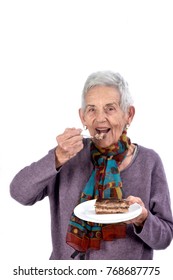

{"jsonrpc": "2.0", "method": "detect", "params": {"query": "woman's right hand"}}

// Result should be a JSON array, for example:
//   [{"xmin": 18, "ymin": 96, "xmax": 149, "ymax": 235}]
[{"xmin": 55, "ymin": 128, "xmax": 84, "ymax": 168}]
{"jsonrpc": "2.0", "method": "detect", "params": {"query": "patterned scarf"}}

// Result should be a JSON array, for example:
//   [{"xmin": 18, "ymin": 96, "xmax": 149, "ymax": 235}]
[{"xmin": 66, "ymin": 130, "xmax": 131, "ymax": 255}]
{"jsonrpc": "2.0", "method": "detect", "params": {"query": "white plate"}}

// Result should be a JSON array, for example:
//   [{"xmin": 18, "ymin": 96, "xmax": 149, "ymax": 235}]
[{"xmin": 74, "ymin": 199, "xmax": 142, "ymax": 224}]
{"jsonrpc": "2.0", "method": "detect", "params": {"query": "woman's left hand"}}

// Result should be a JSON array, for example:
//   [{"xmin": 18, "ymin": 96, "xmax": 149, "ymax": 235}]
[{"xmin": 125, "ymin": 195, "xmax": 148, "ymax": 227}]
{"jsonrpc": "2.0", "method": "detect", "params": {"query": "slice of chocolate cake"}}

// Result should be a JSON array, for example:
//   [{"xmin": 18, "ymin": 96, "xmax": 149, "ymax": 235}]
[{"xmin": 95, "ymin": 198, "xmax": 130, "ymax": 214}]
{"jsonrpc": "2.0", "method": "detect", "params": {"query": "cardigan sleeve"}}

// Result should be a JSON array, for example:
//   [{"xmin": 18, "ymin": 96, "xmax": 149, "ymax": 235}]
[
  {"xmin": 10, "ymin": 149, "xmax": 58, "ymax": 206},
  {"xmin": 134, "ymin": 154, "xmax": 173, "ymax": 250}
]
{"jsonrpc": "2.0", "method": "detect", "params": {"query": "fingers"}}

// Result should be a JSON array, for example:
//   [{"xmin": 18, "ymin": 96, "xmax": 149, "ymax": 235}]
[
  {"xmin": 125, "ymin": 207, "xmax": 148, "ymax": 226},
  {"xmin": 55, "ymin": 128, "xmax": 84, "ymax": 167},
  {"xmin": 57, "ymin": 128, "xmax": 83, "ymax": 155},
  {"xmin": 125, "ymin": 195, "xmax": 148, "ymax": 226},
  {"xmin": 57, "ymin": 129, "xmax": 83, "ymax": 151},
  {"xmin": 126, "ymin": 195, "xmax": 145, "ymax": 207},
  {"xmin": 57, "ymin": 128, "xmax": 82, "ymax": 141}
]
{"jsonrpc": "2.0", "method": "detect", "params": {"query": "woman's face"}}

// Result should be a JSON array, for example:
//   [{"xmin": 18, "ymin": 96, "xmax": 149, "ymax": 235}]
[{"xmin": 79, "ymin": 86, "xmax": 135, "ymax": 147}]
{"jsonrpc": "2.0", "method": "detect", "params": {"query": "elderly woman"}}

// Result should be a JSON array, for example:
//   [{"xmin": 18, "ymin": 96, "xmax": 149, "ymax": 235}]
[{"xmin": 10, "ymin": 71, "xmax": 173, "ymax": 260}]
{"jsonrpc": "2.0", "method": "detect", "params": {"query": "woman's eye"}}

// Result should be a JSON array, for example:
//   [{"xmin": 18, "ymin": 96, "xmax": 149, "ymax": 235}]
[
  {"xmin": 106, "ymin": 107, "xmax": 115, "ymax": 112},
  {"xmin": 88, "ymin": 107, "xmax": 95, "ymax": 113},
  {"xmin": 85, "ymin": 107, "xmax": 95, "ymax": 114}
]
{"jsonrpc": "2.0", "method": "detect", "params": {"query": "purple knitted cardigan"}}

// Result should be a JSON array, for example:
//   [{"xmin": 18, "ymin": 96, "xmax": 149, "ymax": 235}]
[{"xmin": 10, "ymin": 139, "xmax": 173, "ymax": 259}]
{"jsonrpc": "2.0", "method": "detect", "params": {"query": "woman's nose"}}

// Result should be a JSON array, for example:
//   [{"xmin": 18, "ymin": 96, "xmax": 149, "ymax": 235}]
[{"xmin": 95, "ymin": 109, "xmax": 106, "ymax": 123}]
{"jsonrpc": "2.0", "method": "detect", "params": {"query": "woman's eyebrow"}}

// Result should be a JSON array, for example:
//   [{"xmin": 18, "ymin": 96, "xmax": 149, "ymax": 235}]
[
  {"xmin": 85, "ymin": 104, "xmax": 96, "ymax": 108},
  {"xmin": 104, "ymin": 102, "xmax": 119, "ymax": 107},
  {"xmin": 86, "ymin": 103, "xmax": 118, "ymax": 108}
]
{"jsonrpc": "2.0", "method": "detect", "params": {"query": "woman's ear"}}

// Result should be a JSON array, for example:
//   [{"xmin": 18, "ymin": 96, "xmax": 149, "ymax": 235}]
[
  {"xmin": 79, "ymin": 108, "xmax": 86, "ymax": 126},
  {"xmin": 127, "ymin": 106, "xmax": 135, "ymax": 124}
]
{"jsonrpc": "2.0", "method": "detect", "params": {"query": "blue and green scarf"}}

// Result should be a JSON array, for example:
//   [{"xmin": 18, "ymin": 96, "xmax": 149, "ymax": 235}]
[{"xmin": 66, "ymin": 130, "xmax": 131, "ymax": 255}]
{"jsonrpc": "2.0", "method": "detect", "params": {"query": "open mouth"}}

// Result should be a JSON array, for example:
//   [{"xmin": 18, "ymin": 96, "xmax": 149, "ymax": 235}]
[{"xmin": 94, "ymin": 128, "xmax": 111, "ymax": 140}]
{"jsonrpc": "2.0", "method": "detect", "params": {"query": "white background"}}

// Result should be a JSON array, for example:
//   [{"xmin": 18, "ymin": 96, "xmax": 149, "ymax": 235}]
[{"xmin": 0, "ymin": 0, "xmax": 173, "ymax": 277}]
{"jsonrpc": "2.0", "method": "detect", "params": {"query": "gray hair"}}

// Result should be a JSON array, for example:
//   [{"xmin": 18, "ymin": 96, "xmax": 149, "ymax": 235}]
[{"xmin": 81, "ymin": 70, "xmax": 133, "ymax": 112}]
